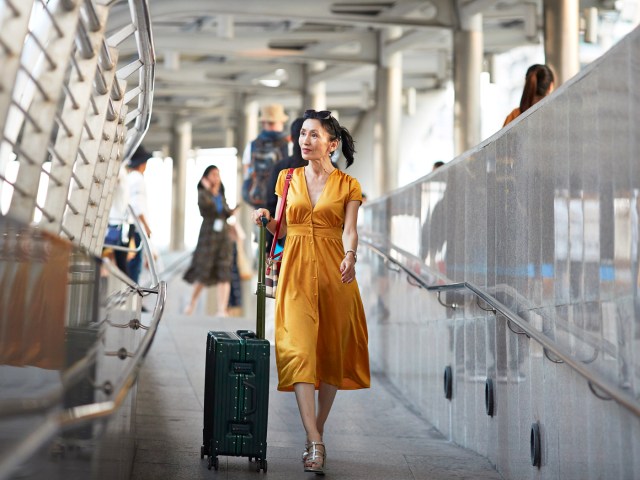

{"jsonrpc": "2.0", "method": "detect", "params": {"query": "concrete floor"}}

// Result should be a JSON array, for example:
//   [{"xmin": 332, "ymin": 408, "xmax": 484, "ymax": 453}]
[{"xmin": 130, "ymin": 303, "xmax": 503, "ymax": 480}]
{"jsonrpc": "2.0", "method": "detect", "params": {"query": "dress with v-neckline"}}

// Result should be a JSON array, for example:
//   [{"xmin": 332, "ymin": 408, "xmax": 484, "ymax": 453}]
[
  {"xmin": 303, "ymin": 167, "xmax": 336, "ymax": 210},
  {"xmin": 272, "ymin": 167, "xmax": 369, "ymax": 392}
]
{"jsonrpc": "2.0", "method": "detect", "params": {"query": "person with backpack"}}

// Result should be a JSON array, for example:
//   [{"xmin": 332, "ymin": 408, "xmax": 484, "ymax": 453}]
[
  {"xmin": 242, "ymin": 104, "xmax": 290, "ymax": 251},
  {"xmin": 242, "ymin": 104, "xmax": 290, "ymax": 208},
  {"xmin": 266, "ymin": 117, "xmax": 306, "ymax": 220}
]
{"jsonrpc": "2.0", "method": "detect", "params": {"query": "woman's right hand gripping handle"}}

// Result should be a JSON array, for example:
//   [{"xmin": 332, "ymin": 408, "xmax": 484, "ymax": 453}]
[{"xmin": 252, "ymin": 208, "xmax": 271, "ymax": 226}]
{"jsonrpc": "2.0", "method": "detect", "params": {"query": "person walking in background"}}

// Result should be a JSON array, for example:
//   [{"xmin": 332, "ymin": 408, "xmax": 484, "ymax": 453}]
[
  {"xmin": 266, "ymin": 117, "xmax": 306, "ymax": 219},
  {"xmin": 265, "ymin": 117, "xmax": 306, "ymax": 251},
  {"xmin": 242, "ymin": 104, "xmax": 290, "ymax": 253},
  {"xmin": 103, "ymin": 164, "xmax": 129, "ymax": 274},
  {"xmin": 503, "ymin": 64, "xmax": 555, "ymax": 126},
  {"xmin": 251, "ymin": 109, "xmax": 370, "ymax": 475},
  {"xmin": 226, "ymin": 221, "xmax": 244, "ymax": 316},
  {"xmin": 126, "ymin": 145, "xmax": 152, "ymax": 284},
  {"xmin": 183, "ymin": 165, "xmax": 235, "ymax": 317},
  {"xmin": 242, "ymin": 103, "xmax": 290, "ymax": 208}
]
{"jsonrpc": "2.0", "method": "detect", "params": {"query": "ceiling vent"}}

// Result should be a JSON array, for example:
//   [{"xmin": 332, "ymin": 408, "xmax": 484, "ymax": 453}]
[
  {"xmin": 330, "ymin": 2, "xmax": 394, "ymax": 16},
  {"xmin": 268, "ymin": 41, "xmax": 316, "ymax": 51}
]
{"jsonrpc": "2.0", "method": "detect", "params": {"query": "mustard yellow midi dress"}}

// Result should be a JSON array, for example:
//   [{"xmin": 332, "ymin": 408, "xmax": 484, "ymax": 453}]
[{"xmin": 274, "ymin": 167, "xmax": 370, "ymax": 392}]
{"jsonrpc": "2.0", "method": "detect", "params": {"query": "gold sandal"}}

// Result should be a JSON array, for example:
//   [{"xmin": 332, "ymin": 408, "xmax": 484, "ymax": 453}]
[{"xmin": 303, "ymin": 441, "xmax": 326, "ymax": 475}]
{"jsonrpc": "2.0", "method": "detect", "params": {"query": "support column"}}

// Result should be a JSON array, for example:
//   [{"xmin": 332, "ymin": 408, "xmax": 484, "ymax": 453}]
[
  {"xmin": 170, "ymin": 119, "xmax": 191, "ymax": 251},
  {"xmin": 375, "ymin": 27, "xmax": 402, "ymax": 196},
  {"xmin": 237, "ymin": 98, "xmax": 259, "ymax": 315},
  {"xmin": 237, "ymin": 98, "xmax": 259, "ymax": 234},
  {"xmin": 543, "ymin": 0, "xmax": 580, "ymax": 85},
  {"xmin": 244, "ymin": 100, "xmax": 260, "ymax": 149},
  {"xmin": 303, "ymin": 61, "xmax": 327, "ymax": 111},
  {"xmin": 453, "ymin": 13, "xmax": 483, "ymax": 156}
]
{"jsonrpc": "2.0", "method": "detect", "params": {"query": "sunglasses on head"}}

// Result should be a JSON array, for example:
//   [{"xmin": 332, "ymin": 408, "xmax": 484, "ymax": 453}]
[{"xmin": 303, "ymin": 109, "xmax": 332, "ymax": 120}]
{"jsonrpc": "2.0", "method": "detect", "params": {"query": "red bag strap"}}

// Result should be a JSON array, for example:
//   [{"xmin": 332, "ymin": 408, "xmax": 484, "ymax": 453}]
[{"xmin": 269, "ymin": 168, "xmax": 294, "ymax": 259}]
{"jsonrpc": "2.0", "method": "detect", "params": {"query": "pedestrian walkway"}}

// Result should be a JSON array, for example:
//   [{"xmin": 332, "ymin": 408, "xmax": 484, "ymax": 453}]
[{"xmin": 130, "ymin": 309, "xmax": 503, "ymax": 480}]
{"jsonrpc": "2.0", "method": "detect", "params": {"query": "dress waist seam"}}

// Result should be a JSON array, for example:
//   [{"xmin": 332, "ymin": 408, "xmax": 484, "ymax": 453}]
[{"xmin": 287, "ymin": 224, "xmax": 342, "ymax": 239}]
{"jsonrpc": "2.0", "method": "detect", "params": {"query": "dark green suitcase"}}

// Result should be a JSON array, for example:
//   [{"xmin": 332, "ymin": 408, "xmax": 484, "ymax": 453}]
[{"xmin": 201, "ymin": 219, "xmax": 270, "ymax": 472}]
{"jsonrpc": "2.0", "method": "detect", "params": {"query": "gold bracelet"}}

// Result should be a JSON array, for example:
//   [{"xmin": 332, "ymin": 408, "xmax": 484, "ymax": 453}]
[{"xmin": 344, "ymin": 249, "xmax": 357, "ymax": 262}]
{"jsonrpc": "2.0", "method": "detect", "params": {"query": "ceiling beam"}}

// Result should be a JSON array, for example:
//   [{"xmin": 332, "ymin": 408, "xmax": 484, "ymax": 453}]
[
  {"xmin": 106, "ymin": 0, "xmax": 452, "ymax": 33},
  {"xmin": 119, "ymin": 31, "xmax": 379, "ymax": 64}
]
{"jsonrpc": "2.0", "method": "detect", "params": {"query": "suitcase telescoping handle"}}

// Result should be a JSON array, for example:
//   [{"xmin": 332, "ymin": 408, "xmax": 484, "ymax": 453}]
[{"xmin": 255, "ymin": 216, "xmax": 268, "ymax": 340}]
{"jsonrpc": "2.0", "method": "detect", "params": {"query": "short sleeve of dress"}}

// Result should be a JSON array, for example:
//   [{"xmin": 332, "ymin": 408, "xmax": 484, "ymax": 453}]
[
  {"xmin": 275, "ymin": 169, "xmax": 287, "ymax": 198},
  {"xmin": 347, "ymin": 176, "xmax": 363, "ymax": 203}
]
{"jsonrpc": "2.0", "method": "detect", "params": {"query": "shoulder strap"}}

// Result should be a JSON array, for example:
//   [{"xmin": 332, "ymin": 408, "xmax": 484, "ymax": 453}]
[{"xmin": 269, "ymin": 168, "xmax": 294, "ymax": 259}]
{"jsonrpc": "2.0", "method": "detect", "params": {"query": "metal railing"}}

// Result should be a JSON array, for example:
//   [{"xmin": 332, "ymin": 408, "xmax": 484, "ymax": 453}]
[
  {"xmin": 0, "ymin": 282, "xmax": 166, "ymax": 480},
  {"xmin": 0, "ymin": 0, "xmax": 155, "ymax": 256},
  {"xmin": 0, "ymin": 3, "xmax": 157, "ymax": 477},
  {"xmin": 0, "ymin": 211, "xmax": 165, "ymax": 480},
  {"xmin": 360, "ymin": 238, "xmax": 640, "ymax": 419}
]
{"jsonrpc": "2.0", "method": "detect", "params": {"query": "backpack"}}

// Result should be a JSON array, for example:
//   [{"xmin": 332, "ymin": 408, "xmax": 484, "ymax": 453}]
[{"xmin": 242, "ymin": 134, "xmax": 289, "ymax": 207}]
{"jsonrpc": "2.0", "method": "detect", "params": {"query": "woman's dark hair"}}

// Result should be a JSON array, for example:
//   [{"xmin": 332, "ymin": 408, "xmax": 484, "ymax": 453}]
[
  {"xmin": 199, "ymin": 165, "xmax": 225, "ymax": 196},
  {"xmin": 519, "ymin": 64, "xmax": 555, "ymax": 114},
  {"xmin": 302, "ymin": 109, "xmax": 356, "ymax": 168},
  {"xmin": 290, "ymin": 117, "xmax": 305, "ymax": 163}
]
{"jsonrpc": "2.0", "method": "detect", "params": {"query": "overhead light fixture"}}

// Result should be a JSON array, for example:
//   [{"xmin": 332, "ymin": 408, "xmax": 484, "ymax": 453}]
[
  {"xmin": 258, "ymin": 79, "xmax": 281, "ymax": 87},
  {"xmin": 256, "ymin": 69, "xmax": 288, "ymax": 88}
]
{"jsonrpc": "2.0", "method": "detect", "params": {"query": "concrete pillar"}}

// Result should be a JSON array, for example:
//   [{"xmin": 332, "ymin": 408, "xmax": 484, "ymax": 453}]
[
  {"xmin": 244, "ymin": 100, "xmax": 260, "ymax": 147},
  {"xmin": 164, "ymin": 50, "xmax": 179, "ymax": 70},
  {"xmin": 237, "ymin": 98, "xmax": 259, "ymax": 316},
  {"xmin": 238, "ymin": 98, "xmax": 259, "ymax": 233},
  {"xmin": 169, "ymin": 119, "xmax": 191, "ymax": 251},
  {"xmin": 374, "ymin": 27, "xmax": 402, "ymax": 196},
  {"xmin": 303, "ymin": 61, "xmax": 327, "ymax": 111},
  {"xmin": 543, "ymin": 0, "xmax": 580, "ymax": 85},
  {"xmin": 453, "ymin": 13, "xmax": 483, "ymax": 156}
]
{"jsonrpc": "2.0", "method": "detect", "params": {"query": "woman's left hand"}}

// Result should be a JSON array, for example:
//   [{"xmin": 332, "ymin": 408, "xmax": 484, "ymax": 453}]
[{"xmin": 340, "ymin": 257, "xmax": 356, "ymax": 283}]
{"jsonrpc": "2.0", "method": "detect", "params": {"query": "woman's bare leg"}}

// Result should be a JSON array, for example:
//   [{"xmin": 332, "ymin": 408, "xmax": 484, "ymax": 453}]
[
  {"xmin": 294, "ymin": 382, "xmax": 331, "ymax": 472},
  {"xmin": 293, "ymin": 382, "xmax": 321, "ymax": 442},
  {"xmin": 185, "ymin": 282, "xmax": 205, "ymax": 315},
  {"xmin": 216, "ymin": 281, "xmax": 230, "ymax": 316},
  {"xmin": 316, "ymin": 382, "xmax": 338, "ymax": 436}
]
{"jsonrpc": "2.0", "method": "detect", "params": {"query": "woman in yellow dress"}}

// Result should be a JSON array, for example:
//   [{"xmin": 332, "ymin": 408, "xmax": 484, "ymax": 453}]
[{"xmin": 252, "ymin": 109, "xmax": 369, "ymax": 474}]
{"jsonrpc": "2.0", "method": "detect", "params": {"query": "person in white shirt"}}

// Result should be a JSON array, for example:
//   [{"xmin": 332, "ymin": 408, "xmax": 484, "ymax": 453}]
[
  {"xmin": 126, "ymin": 145, "xmax": 152, "ymax": 284},
  {"xmin": 103, "ymin": 165, "xmax": 130, "ymax": 273}
]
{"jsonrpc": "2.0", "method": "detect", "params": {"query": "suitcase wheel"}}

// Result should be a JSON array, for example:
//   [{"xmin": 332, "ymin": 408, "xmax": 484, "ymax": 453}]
[
  {"xmin": 207, "ymin": 456, "xmax": 219, "ymax": 470},
  {"xmin": 260, "ymin": 459, "xmax": 268, "ymax": 473}
]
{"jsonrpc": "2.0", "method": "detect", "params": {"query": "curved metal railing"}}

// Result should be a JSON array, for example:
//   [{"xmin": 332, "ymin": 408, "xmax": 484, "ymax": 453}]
[
  {"xmin": 0, "ymin": 0, "xmax": 155, "ymax": 255},
  {"xmin": 106, "ymin": 0, "xmax": 155, "ymax": 161},
  {"xmin": 0, "ymin": 280, "xmax": 166, "ymax": 480},
  {"xmin": 0, "ymin": 3, "xmax": 157, "ymax": 477},
  {"xmin": 0, "ymin": 214, "xmax": 165, "ymax": 480},
  {"xmin": 360, "ymin": 238, "xmax": 640, "ymax": 419}
]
